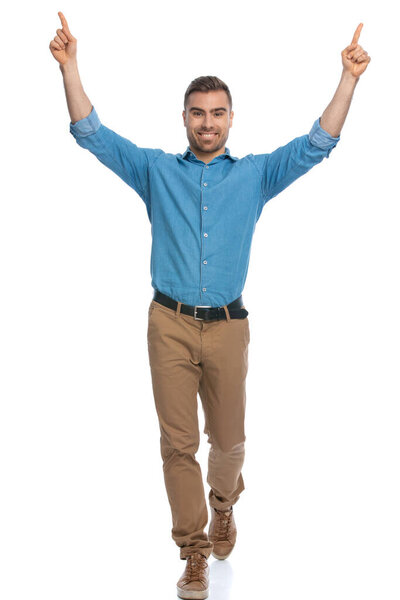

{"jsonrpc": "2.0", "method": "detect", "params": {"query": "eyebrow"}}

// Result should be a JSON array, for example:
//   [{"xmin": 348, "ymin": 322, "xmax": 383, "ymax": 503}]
[{"xmin": 189, "ymin": 107, "xmax": 228, "ymax": 113}]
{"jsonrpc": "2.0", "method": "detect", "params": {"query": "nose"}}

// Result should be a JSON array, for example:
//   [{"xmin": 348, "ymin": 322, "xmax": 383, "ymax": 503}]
[{"xmin": 202, "ymin": 113, "xmax": 214, "ymax": 129}]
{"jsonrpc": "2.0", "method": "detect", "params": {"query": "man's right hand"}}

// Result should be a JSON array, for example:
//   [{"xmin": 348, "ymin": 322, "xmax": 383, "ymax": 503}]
[{"xmin": 49, "ymin": 12, "xmax": 77, "ymax": 66}]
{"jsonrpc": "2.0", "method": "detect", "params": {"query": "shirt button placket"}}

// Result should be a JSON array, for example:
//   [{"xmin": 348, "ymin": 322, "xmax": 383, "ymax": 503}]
[{"xmin": 201, "ymin": 168, "xmax": 209, "ymax": 299}]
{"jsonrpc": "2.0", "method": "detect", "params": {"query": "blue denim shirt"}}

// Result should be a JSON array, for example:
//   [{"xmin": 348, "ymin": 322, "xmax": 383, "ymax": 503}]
[{"xmin": 70, "ymin": 106, "xmax": 340, "ymax": 306}]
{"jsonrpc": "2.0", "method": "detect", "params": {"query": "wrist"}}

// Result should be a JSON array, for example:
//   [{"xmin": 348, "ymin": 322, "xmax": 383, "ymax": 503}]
[
  {"xmin": 60, "ymin": 60, "xmax": 78, "ymax": 75},
  {"xmin": 341, "ymin": 68, "xmax": 360, "ymax": 85}
]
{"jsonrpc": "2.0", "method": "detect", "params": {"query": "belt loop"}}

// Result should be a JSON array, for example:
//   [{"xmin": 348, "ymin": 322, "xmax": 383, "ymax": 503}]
[
  {"xmin": 176, "ymin": 301, "xmax": 182, "ymax": 318},
  {"xmin": 223, "ymin": 305, "xmax": 231, "ymax": 322}
]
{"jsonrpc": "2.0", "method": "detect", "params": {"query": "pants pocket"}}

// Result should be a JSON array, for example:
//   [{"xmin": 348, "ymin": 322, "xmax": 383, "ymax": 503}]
[{"xmin": 148, "ymin": 300, "xmax": 156, "ymax": 320}]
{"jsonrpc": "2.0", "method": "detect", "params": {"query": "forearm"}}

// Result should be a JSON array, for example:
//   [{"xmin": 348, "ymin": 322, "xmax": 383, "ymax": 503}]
[
  {"xmin": 60, "ymin": 60, "xmax": 92, "ymax": 124},
  {"xmin": 320, "ymin": 69, "xmax": 359, "ymax": 138}
]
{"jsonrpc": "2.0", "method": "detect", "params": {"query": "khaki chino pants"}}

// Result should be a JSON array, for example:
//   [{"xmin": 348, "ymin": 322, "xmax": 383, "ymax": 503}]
[{"xmin": 147, "ymin": 297, "xmax": 250, "ymax": 559}]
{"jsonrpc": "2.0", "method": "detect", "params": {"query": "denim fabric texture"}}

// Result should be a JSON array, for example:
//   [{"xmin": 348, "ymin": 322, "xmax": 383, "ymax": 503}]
[{"xmin": 70, "ymin": 106, "xmax": 340, "ymax": 306}]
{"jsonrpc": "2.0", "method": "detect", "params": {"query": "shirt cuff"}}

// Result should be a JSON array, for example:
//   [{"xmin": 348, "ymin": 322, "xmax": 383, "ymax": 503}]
[
  {"xmin": 69, "ymin": 105, "xmax": 101, "ymax": 138},
  {"xmin": 309, "ymin": 117, "xmax": 340, "ymax": 150}
]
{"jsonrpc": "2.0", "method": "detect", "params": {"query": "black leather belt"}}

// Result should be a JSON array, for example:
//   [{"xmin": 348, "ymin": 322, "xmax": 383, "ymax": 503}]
[{"xmin": 152, "ymin": 290, "xmax": 249, "ymax": 321}]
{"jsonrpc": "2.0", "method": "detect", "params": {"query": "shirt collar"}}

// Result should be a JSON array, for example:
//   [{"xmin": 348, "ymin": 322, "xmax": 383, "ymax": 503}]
[{"xmin": 181, "ymin": 146, "xmax": 238, "ymax": 163}]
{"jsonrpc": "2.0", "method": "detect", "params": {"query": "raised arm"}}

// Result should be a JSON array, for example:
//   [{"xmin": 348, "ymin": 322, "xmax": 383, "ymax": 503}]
[
  {"xmin": 320, "ymin": 23, "xmax": 371, "ymax": 137},
  {"xmin": 252, "ymin": 24, "xmax": 371, "ymax": 216},
  {"xmin": 50, "ymin": 12, "xmax": 164, "ymax": 216},
  {"xmin": 49, "ymin": 12, "xmax": 92, "ymax": 123}
]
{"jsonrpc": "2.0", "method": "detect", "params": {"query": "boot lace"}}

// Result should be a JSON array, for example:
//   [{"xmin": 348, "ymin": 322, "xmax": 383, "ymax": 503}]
[
  {"xmin": 185, "ymin": 553, "xmax": 207, "ymax": 581},
  {"xmin": 215, "ymin": 508, "xmax": 233, "ymax": 540}
]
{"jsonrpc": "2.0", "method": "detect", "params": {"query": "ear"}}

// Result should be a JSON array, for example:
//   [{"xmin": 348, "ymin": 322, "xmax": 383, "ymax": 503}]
[
  {"xmin": 229, "ymin": 110, "xmax": 234, "ymax": 128},
  {"xmin": 182, "ymin": 110, "xmax": 186, "ymax": 126}
]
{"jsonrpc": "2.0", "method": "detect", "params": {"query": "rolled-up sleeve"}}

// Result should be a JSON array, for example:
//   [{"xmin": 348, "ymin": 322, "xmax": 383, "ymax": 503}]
[
  {"xmin": 308, "ymin": 117, "xmax": 340, "ymax": 157},
  {"xmin": 70, "ymin": 105, "xmax": 101, "ymax": 137},
  {"xmin": 69, "ymin": 106, "xmax": 164, "ymax": 211}
]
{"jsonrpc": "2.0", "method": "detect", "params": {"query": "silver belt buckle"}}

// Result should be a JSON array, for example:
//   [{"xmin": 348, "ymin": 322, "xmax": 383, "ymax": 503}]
[{"xmin": 194, "ymin": 305, "xmax": 212, "ymax": 320}]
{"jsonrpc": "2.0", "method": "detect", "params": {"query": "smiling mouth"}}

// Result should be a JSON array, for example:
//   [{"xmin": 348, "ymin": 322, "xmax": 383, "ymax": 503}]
[{"xmin": 198, "ymin": 132, "xmax": 218, "ymax": 138}]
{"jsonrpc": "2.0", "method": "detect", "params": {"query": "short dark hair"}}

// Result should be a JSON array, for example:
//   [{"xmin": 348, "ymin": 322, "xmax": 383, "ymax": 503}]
[{"xmin": 184, "ymin": 75, "xmax": 232, "ymax": 111}]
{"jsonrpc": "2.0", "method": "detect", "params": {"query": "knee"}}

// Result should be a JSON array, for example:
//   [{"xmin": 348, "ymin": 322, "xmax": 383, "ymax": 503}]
[
  {"xmin": 160, "ymin": 434, "xmax": 200, "ymax": 461},
  {"xmin": 210, "ymin": 439, "xmax": 245, "ymax": 456}
]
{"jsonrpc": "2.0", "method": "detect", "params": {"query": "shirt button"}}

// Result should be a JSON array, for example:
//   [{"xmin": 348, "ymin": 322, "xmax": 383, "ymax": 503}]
[
  {"xmin": 203, "ymin": 182, "xmax": 208, "ymax": 187},
  {"xmin": 203, "ymin": 260, "xmax": 207, "ymax": 264},
  {"xmin": 205, "ymin": 165, "xmax": 209, "ymax": 169},
  {"xmin": 204, "ymin": 233, "xmax": 208, "ymax": 237},
  {"xmin": 204, "ymin": 206, "xmax": 208, "ymax": 210},
  {"xmin": 203, "ymin": 287, "xmax": 207, "ymax": 292}
]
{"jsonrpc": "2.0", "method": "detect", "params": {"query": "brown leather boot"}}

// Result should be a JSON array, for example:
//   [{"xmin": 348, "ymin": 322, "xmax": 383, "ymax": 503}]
[
  {"xmin": 208, "ymin": 506, "xmax": 237, "ymax": 560},
  {"xmin": 176, "ymin": 552, "xmax": 210, "ymax": 599}
]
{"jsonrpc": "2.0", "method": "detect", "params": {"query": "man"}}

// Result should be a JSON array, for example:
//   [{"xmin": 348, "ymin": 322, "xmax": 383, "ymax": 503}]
[{"xmin": 50, "ymin": 12, "xmax": 370, "ymax": 599}]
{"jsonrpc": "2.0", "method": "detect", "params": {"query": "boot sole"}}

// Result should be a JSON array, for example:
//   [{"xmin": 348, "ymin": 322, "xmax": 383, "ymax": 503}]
[
  {"xmin": 211, "ymin": 548, "xmax": 233, "ymax": 560},
  {"xmin": 176, "ymin": 585, "xmax": 209, "ymax": 599}
]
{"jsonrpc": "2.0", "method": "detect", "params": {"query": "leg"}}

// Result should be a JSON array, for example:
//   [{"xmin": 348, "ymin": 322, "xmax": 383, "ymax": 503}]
[
  {"xmin": 198, "ymin": 313, "xmax": 250, "ymax": 512},
  {"xmin": 147, "ymin": 301, "xmax": 213, "ymax": 559}
]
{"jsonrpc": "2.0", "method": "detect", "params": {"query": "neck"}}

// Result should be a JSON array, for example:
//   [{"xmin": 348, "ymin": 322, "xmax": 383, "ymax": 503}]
[{"xmin": 189, "ymin": 145, "xmax": 226, "ymax": 164}]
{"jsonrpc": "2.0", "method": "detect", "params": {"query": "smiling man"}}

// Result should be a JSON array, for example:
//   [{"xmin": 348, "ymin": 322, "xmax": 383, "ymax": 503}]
[
  {"xmin": 51, "ymin": 12, "xmax": 370, "ymax": 600},
  {"xmin": 183, "ymin": 89, "xmax": 234, "ymax": 163}
]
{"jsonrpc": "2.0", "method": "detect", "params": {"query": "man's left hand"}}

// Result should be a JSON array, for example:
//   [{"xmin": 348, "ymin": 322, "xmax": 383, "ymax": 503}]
[{"xmin": 341, "ymin": 23, "xmax": 371, "ymax": 78}]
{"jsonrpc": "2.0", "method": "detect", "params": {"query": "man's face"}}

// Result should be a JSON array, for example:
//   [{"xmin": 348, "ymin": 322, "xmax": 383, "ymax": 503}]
[{"xmin": 182, "ymin": 90, "xmax": 234, "ymax": 163}]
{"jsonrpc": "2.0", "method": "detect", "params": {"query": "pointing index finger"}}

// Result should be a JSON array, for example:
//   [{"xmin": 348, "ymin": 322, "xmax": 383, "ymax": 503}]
[
  {"xmin": 351, "ymin": 22, "xmax": 363, "ymax": 45},
  {"xmin": 58, "ymin": 11, "xmax": 72, "ymax": 38}
]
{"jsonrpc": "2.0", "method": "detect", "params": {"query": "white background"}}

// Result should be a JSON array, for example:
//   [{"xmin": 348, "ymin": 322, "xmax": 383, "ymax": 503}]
[{"xmin": 1, "ymin": 0, "xmax": 399, "ymax": 599}]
